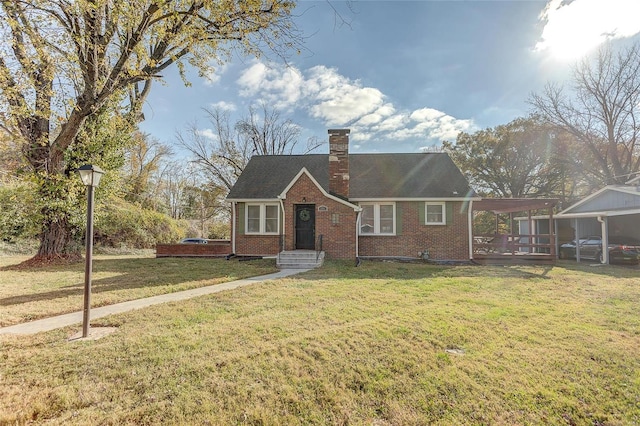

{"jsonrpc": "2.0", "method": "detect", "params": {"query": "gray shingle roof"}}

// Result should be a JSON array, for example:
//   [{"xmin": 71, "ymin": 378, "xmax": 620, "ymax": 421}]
[{"xmin": 226, "ymin": 152, "xmax": 474, "ymax": 200}]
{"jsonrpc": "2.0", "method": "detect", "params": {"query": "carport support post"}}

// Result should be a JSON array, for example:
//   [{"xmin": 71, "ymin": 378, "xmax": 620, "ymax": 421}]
[
  {"xmin": 574, "ymin": 218, "xmax": 581, "ymax": 262},
  {"xmin": 598, "ymin": 215, "xmax": 609, "ymax": 264}
]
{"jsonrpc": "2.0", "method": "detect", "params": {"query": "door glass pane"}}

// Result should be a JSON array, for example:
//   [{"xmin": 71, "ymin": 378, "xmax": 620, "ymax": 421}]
[
  {"xmin": 247, "ymin": 205, "xmax": 261, "ymax": 233},
  {"xmin": 360, "ymin": 205, "xmax": 374, "ymax": 234},
  {"xmin": 379, "ymin": 204, "xmax": 394, "ymax": 233},
  {"xmin": 265, "ymin": 205, "xmax": 278, "ymax": 233}
]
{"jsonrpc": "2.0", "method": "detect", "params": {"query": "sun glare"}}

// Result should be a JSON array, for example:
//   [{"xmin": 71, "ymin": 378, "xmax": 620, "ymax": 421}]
[
  {"xmin": 542, "ymin": 32, "xmax": 601, "ymax": 62},
  {"xmin": 536, "ymin": 0, "xmax": 640, "ymax": 62}
]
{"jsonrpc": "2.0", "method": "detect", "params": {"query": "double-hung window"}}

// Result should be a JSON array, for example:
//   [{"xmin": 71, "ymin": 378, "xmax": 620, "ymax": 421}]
[
  {"xmin": 246, "ymin": 204, "xmax": 279, "ymax": 234},
  {"xmin": 359, "ymin": 203, "xmax": 395, "ymax": 235},
  {"xmin": 425, "ymin": 202, "xmax": 446, "ymax": 225}
]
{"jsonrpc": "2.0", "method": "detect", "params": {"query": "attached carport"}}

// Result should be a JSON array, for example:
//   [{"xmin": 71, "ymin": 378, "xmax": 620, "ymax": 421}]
[
  {"xmin": 555, "ymin": 183, "xmax": 640, "ymax": 264},
  {"xmin": 555, "ymin": 210, "xmax": 640, "ymax": 263}
]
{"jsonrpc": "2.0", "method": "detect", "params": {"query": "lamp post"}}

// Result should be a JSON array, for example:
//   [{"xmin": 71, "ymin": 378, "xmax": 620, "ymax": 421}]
[{"xmin": 77, "ymin": 164, "xmax": 104, "ymax": 338}]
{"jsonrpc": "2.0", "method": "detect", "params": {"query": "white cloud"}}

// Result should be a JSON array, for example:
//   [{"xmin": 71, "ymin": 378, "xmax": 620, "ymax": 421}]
[
  {"xmin": 372, "ymin": 114, "xmax": 409, "ymax": 133},
  {"xmin": 237, "ymin": 60, "xmax": 304, "ymax": 109},
  {"xmin": 386, "ymin": 110, "xmax": 473, "ymax": 142},
  {"xmin": 237, "ymin": 61, "xmax": 268, "ymax": 94},
  {"xmin": 410, "ymin": 108, "xmax": 445, "ymax": 123},
  {"xmin": 235, "ymin": 60, "xmax": 475, "ymax": 149},
  {"xmin": 354, "ymin": 104, "xmax": 396, "ymax": 126},
  {"xmin": 208, "ymin": 101, "xmax": 236, "ymax": 111},
  {"xmin": 536, "ymin": 0, "xmax": 640, "ymax": 60},
  {"xmin": 305, "ymin": 66, "xmax": 384, "ymax": 125},
  {"xmin": 195, "ymin": 128, "xmax": 217, "ymax": 140}
]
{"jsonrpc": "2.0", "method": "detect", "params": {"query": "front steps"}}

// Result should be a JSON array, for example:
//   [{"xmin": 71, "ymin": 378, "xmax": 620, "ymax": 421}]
[{"xmin": 276, "ymin": 250, "xmax": 325, "ymax": 269}]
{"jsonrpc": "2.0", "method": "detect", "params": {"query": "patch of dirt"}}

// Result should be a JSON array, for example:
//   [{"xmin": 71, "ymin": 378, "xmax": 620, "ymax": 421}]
[{"xmin": 0, "ymin": 254, "xmax": 83, "ymax": 270}]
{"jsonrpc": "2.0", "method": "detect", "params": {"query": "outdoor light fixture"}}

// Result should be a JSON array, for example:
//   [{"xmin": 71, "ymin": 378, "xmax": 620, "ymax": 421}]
[
  {"xmin": 76, "ymin": 164, "xmax": 104, "ymax": 338},
  {"xmin": 77, "ymin": 164, "xmax": 104, "ymax": 187}
]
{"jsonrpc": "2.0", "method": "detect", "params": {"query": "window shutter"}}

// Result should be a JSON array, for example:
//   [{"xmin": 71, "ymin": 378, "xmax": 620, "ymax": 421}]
[
  {"xmin": 446, "ymin": 202, "xmax": 453, "ymax": 225},
  {"xmin": 396, "ymin": 203, "xmax": 402, "ymax": 235},
  {"xmin": 419, "ymin": 202, "xmax": 425, "ymax": 225},
  {"xmin": 237, "ymin": 203, "xmax": 245, "ymax": 234}
]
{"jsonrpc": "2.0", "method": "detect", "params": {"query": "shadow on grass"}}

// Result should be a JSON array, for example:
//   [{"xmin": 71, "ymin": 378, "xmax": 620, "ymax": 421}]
[
  {"xmin": 554, "ymin": 259, "xmax": 640, "ymax": 278},
  {"xmin": 0, "ymin": 257, "xmax": 276, "ymax": 307}
]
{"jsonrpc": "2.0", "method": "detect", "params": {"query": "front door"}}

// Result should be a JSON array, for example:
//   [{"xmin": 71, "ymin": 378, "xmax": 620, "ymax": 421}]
[{"xmin": 295, "ymin": 204, "xmax": 315, "ymax": 249}]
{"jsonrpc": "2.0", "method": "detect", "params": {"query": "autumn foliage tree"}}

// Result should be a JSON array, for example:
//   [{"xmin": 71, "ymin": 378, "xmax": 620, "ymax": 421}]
[
  {"xmin": 443, "ymin": 116, "xmax": 579, "ymax": 201},
  {"xmin": 0, "ymin": 0, "xmax": 299, "ymax": 260}
]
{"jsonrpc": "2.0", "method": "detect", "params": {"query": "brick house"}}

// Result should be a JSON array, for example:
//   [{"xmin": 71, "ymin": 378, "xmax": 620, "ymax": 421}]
[{"xmin": 226, "ymin": 129, "xmax": 479, "ymax": 263}]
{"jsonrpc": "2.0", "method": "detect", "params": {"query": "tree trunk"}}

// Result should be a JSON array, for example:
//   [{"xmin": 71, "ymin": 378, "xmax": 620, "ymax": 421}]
[
  {"xmin": 23, "ymin": 119, "xmax": 84, "ymax": 261},
  {"xmin": 36, "ymin": 213, "xmax": 81, "ymax": 260}
]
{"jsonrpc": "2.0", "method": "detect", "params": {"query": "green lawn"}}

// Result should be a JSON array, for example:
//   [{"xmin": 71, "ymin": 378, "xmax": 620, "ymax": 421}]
[
  {"xmin": 0, "ymin": 255, "xmax": 277, "ymax": 327},
  {"xmin": 1, "ymin": 259, "xmax": 639, "ymax": 425}
]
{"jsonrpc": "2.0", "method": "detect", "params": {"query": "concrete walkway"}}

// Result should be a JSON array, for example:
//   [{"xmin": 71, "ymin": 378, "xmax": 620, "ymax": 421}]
[{"xmin": 0, "ymin": 269, "xmax": 309, "ymax": 336}]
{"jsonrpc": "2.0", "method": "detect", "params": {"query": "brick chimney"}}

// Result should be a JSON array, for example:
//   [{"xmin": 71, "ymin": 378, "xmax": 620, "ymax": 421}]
[{"xmin": 328, "ymin": 129, "xmax": 350, "ymax": 199}]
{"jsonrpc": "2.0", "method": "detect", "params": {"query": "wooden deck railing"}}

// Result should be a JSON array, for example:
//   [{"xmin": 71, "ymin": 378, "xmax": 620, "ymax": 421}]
[{"xmin": 473, "ymin": 233, "xmax": 556, "ymax": 257}]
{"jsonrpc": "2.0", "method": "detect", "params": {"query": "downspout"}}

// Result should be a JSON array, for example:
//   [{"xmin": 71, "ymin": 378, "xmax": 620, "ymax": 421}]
[
  {"xmin": 468, "ymin": 200, "xmax": 474, "ymax": 260},
  {"xmin": 597, "ymin": 215, "xmax": 608, "ymax": 264},
  {"xmin": 277, "ymin": 196, "xmax": 285, "ymax": 252},
  {"xmin": 231, "ymin": 201, "xmax": 237, "ymax": 254},
  {"xmin": 355, "ymin": 208, "xmax": 362, "ymax": 261}
]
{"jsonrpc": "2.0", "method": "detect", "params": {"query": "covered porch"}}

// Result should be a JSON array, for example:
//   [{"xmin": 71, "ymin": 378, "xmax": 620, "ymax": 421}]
[{"xmin": 470, "ymin": 198, "xmax": 559, "ymax": 265}]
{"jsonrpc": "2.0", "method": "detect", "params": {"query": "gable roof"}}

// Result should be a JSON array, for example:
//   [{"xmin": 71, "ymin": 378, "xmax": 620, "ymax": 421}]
[
  {"xmin": 557, "ymin": 184, "xmax": 640, "ymax": 217},
  {"xmin": 279, "ymin": 167, "xmax": 361, "ymax": 210},
  {"xmin": 227, "ymin": 152, "xmax": 475, "ymax": 200}
]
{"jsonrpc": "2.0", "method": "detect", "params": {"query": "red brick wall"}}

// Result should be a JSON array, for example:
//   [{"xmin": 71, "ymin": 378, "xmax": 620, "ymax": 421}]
[
  {"xmin": 284, "ymin": 173, "xmax": 358, "ymax": 259},
  {"xmin": 232, "ymin": 180, "xmax": 470, "ymax": 260},
  {"xmin": 156, "ymin": 241, "xmax": 231, "ymax": 257},
  {"xmin": 232, "ymin": 172, "xmax": 358, "ymax": 259},
  {"xmin": 234, "ymin": 234, "xmax": 281, "ymax": 257},
  {"xmin": 358, "ymin": 201, "xmax": 470, "ymax": 260},
  {"xmin": 328, "ymin": 129, "xmax": 350, "ymax": 199}
]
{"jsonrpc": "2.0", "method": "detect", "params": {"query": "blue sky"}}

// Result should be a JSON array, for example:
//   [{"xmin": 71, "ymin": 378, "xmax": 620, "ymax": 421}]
[{"xmin": 139, "ymin": 0, "xmax": 640, "ymax": 154}]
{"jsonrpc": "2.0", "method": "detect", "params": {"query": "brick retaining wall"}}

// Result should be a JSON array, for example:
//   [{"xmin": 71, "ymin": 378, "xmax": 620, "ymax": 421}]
[{"xmin": 156, "ymin": 241, "xmax": 232, "ymax": 258}]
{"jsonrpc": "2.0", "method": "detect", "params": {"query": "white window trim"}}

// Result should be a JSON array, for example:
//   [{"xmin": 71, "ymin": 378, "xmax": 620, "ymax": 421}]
[
  {"xmin": 359, "ymin": 202, "xmax": 396, "ymax": 235},
  {"xmin": 425, "ymin": 202, "xmax": 446, "ymax": 225},
  {"xmin": 245, "ymin": 203, "xmax": 280, "ymax": 235}
]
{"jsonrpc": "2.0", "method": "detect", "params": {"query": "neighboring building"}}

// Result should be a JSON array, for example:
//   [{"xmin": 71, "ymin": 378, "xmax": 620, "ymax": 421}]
[
  {"xmin": 554, "ymin": 180, "xmax": 640, "ymax": 263},
  {"xmin": 516, "ymin": 176, "xmax": 640, "ymax": 264},
  {"xmin": 226, "ymin": 129, "xmax": 478, "ymax": 263}
]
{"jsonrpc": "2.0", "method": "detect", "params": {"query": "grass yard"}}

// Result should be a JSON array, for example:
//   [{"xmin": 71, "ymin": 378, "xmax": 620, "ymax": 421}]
[
  {"xmin": 1, "ymin": 259, "xmax": 639, "ymax": 425},
  {"xmin": 0, "ymin": 255, "xmax": 277, "ymax": 327}
]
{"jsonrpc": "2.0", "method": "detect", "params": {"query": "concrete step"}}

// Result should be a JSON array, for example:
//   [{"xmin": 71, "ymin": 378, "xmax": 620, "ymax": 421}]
[
  {"xmin": 276, "ymin": 263, "xmax": 321, "ymax": 269},
  {"xmin": 277, "ymin": 251, "xmax": 324, "ymax": 269}
]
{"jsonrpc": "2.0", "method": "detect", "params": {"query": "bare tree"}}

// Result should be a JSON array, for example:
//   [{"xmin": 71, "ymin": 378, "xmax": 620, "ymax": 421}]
[
  {"xmin": 121, "ymin": 133, "xmax": 173, "ymax": 207},
  {"xmin": 178, "ymin": 103, "xmax": 323, "ymax": 192},
  {"xmin": 529, "ymin": 43, "xmax": 640, "ymax": 186}
]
